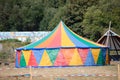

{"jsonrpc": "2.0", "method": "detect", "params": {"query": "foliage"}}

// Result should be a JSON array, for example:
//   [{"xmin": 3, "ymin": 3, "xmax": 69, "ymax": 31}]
[
  {"xmin": 0, "ymin": 0, "xmax": 120, "ymax": 41},
  {"xmin": 82, "ymin": 0, "xmax": 120, "ymax": 41}
]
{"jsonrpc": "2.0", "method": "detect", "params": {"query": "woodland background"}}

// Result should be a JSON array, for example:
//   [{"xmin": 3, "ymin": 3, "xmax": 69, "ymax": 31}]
[{"xmin": 0, "ymin": 0, "xmax": 120, "ymax": 41}]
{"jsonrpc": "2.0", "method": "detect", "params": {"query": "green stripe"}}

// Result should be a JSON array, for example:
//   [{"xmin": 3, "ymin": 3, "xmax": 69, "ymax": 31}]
[{"xmin": 63, "ymin": 22, "xmax": 99, "ymax": 47}]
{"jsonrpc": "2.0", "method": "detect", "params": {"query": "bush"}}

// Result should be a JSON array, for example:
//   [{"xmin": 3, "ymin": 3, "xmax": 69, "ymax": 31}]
[{"xmin": 0, "ymin": 39, "xmax": 30, "ymax": 63}]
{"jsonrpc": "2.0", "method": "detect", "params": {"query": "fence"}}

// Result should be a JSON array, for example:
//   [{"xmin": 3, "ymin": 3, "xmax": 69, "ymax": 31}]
[{"xmin": 0, "ymin": 32, "xmax": 50, "ymax": 42}]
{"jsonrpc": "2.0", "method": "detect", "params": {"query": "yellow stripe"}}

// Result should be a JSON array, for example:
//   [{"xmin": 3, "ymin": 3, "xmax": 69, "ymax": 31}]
[
  {"xmin": 22, "ymin": 50, "xmax": 31, "ymax": 65},
  {"xmin": 39, "ymin": 50, "xmax": 52, "ymax": 66},
  {"xmin": 91, "ymin": 49, "xmax": 100, "ymax": 64},
  {"xmin": 61, "ymin": 23, "xmax": 74, "ymax": 47},
  {"xmin": 69, "ymin": 49, "xmax": 83, "ymax": 65}
]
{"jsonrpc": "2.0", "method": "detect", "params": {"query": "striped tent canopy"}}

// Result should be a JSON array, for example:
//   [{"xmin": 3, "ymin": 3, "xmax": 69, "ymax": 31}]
[{"xmin": 16, "ymin": 21, "xmax": 109, "ymax": 68}]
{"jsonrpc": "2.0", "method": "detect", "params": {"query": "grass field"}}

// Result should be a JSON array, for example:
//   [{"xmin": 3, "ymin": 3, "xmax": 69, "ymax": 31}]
[{"xmin": 0, "ymin": 61, "xmax": 119, "ymax": 80}]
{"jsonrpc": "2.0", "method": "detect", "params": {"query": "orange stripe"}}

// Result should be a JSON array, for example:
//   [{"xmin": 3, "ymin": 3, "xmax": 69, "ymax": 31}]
[
  {"xmin": 47, "ymin": 24, "xmax": 61, "ymax": 48},
  {"xmin": 35, "ymin": 24, "xmax": 61, "ymax": 48}
]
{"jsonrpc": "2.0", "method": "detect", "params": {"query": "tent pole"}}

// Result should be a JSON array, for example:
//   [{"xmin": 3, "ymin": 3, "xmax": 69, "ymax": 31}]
[
  {"xmin": 110, "ymin": 32, "xmax": 119, "ymax": 60},
  {"xmin": 109, "ymin": 21, "xmax": 111, "ymax": 30},
  {"xmin": 97, "ymin": 21, "xmax": 111, "ymax": 43},
  {"xmin": 105, "ymin": 21, "xmax": 111, "ymax": 62},
  {"xmin": 105, "ymin": 21, "xmax": 111, "ymax": 46},
  {"xmin": 97, "ymin": 34, "xmax": 105, "ymax": 43}
]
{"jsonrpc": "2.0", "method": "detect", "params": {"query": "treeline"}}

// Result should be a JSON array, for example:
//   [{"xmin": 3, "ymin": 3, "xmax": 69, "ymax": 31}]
[{"xmin": 0, "ymin": 0, "xmax": 120, "ymax": 41}]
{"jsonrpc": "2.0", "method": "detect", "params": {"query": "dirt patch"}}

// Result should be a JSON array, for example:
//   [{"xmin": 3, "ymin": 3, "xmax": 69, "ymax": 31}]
[{"xmin": 0, "ymin": 61, "xmax": 119, "ymax": 80}]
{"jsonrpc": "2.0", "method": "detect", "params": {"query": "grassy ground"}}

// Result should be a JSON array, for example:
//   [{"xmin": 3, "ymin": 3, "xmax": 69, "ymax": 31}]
[{"xmin": 0, "ymin": 61, "xmax": 119, "ymax": 80}]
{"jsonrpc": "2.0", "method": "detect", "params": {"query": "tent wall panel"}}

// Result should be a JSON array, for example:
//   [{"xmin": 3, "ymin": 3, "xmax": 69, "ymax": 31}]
[
  {"xmin": 16, "ymin": 48, "xmax": 108, "ymax": 67},
  {"xmin": 32, "ymin": 50, "xmax": 44, "ymax": 64},
  {"xmin": 28, "ymin": 51, "xmax": 37, "ymax": 66},
  {"xmin": 20, "ymin": 51, "xmax": 26, "ymax": 67},
  {"xmin": 97, "ymin": 49, "xmax": 104, "ymax": 65},
  {"xmin": 22, "ymin": 50, "xmax": 31, "ymax": 65},
  {"xmin": 61, "ymin": 48, "xmax": 74, "ymax": 64},
  {"xmin": 39, "ymin": 50, "xmax": 52, "ymax": 66},
  {"xmin": 91, "ymin": 49, "xmax": 100, "ymax": 64},
  {"xmin": 54, "ymin": 49, "xmax": 68, "ymax": 66},
  {"xmin": 46, "ymin": 49, "xmax": 59, "ymax": 64},
  {"xmin": 69, "ymin": 49, "xmax": 83, "ymax": 66},
  {"xmin": 84, "ymin": 49, "xmax": 95, "ymax": 66},
  {"xmin": 78, "ymin": 49, "xmax": 89, "ymax": 64}
]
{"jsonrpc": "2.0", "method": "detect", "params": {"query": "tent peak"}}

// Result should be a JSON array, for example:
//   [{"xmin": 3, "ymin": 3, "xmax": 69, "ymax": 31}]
[
  {"xmin": 59, "ymin": 20, "xmax": 64, "ymax": 24},
  {"xmin": 105, "ymin": 30, "xmax": 119, "ymax": 36}
]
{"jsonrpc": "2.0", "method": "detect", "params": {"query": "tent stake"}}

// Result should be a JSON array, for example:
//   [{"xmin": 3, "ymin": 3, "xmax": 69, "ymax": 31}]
[
  {"xmin": 118, "ymin": 64, "xmax": 120, "ymax": 80},
  {"xmin": 30, "ymin": 66, "xmax": 32, "ymax": 80}
]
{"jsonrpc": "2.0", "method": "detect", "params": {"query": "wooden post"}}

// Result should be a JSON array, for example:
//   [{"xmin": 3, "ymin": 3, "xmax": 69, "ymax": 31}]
[
  {"xmin": 30, "ymin": 66, "xmax": 32, "ymax": 80},
  {"xmin": 105, "ymin": 21, "xmax": 111, "ymax": 63},
  {"xmin": 118, "ymin": 64, "xmax": 120, "ymax": 80},
  {"xmin": 105, "ymin": 21, "xmax": 111, "ymax": 46}
]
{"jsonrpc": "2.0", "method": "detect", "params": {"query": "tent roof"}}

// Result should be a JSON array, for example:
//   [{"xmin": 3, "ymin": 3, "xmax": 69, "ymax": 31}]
[
  {"xmin": 17, "ymin": 21, "xmax": 106, "ymax": 50},
  {"xmin": 97, "ymin": 30, "xmax": 120, "ymax": 50}
]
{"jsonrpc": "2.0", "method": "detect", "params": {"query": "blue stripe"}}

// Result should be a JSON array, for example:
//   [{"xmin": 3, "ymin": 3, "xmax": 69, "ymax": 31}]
[
  {"xmin": 15, "ymin": 64, "xmax": 104, "ymax": 68},
  {"xmin": 16, "ymin": 47, "xmax": 108, "ymax": 50},
  {"xmin": 63, "ymin": 23, "xmax": 88, "ymax": 47}
]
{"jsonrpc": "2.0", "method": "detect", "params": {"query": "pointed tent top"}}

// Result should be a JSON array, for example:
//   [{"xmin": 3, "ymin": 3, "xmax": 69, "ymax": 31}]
[
  {"xmin": 60, "ymin": 20, "xmax": 64, "ymax": 23},
  {"xmin": 17, "ymin": 21, "xmax": 107, "ymax": 50},
  {"xmin": 97, "ymin": 21, "xmax": 120, "ymax": 43},
  {"xmin": 105, "ymin": 30, "xmax": 119, "ymax": 36},
  {"xmin": 97, "ymin": 30, "xmax": 120, "ymax": 43}
]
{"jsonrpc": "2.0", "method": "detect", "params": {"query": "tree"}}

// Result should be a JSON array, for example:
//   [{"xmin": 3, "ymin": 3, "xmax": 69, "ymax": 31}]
[
  {"xmin": 48, "ymin": 0, "xmax": 99, "ymax": 36},
  {"xmin": 0, "ymin": 0, "xmax": 44, "ymax": 31},
  {"xmin": 82, "ymin": 0, "xmax": 120, "ymax": 41},
  {"xmin": 39, "ymin": 8, "xmax": 57, "ymax": 31}
]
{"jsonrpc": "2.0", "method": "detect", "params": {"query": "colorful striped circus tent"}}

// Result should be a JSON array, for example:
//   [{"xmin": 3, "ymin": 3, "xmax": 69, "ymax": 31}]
[{"xmin": 16, "ymin": 21, "xmax": 109, "ymax": 68}]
